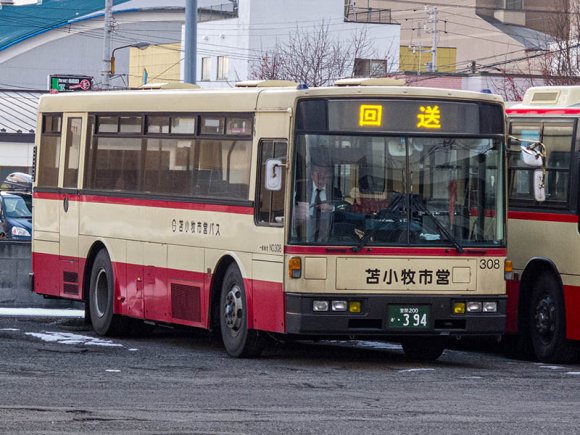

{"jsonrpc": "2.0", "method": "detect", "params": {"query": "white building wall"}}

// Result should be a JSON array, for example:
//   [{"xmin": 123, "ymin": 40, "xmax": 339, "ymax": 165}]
[
  {"xmin": 0, "ymin": 13, "xmax": 184, "ymax": 90},
  {"xmin": 192, "ymin": 0, "xmax": 400, "ymax": 88},
  {"xmin": 0, "ymin": 142, "xmax": 34, "ymax": 168}
]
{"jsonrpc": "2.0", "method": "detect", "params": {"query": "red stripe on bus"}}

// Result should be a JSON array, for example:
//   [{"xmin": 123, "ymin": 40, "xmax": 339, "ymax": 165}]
[
  {"xmin": 506, "ymin": 108, "xmax": 580, "ymax": 115},
  {"xmin": 564, "ymin": 285, "xmax": 580, "ymax": 341},
  {"xmin": 34, "ymin": 192, "xmax": 253, "ymax": 215},
  {"xmin": 508, "ymin": 210, "xmax": 578, "ymax": 223},
  {"xmin": 32, "ymin": 251, "xmax": 284, "ymax": 333},
  {"xmin": 33, "ymin": 192, "xmax": 61, "ymax": 201},
  {"xmin": 284, "ymin": 246, "xmax": 506, "ymax": 257}
]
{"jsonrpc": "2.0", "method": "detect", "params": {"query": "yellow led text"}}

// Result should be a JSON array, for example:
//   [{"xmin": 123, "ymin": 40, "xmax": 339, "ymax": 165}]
[
  {"xmin": 417, "ymin": 105, "xmax": 441, "ymax": 129},
  {"xmin": 359, "ymin": 105, "xmax": 383, "ymax": 127}
]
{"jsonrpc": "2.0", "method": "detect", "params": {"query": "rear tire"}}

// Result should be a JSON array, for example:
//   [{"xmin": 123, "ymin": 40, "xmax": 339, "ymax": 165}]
[
  {"xmin": 219, "ymin": 264, "xmax": 265, "ymax": 358},
  {"xmin": 401, "ymin": 337, "xmax": 447, "ymax": 361},
  {"xmin": 529, "ymin": 274, "xmax": 579, "ymax": 363},
  {"xmin": 88, "ymin": 250, "xmax": 125, "ymax": 336}
]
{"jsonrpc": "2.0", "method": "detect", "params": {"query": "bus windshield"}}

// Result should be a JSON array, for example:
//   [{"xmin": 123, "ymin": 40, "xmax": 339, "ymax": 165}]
[{"xmin": 290, "ymin": 134, "xmax": 504, "ymax": 248}]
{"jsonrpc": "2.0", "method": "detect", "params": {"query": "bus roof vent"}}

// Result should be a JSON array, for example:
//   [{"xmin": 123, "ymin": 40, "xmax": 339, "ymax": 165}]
[
  {"xmin": 138, "ymin": 82, "xmax": 201, "ymax": 90},
  {"xmin": 334, "ymin": 78, "xmax": 406, "ymax": 87},
  {"xmin": 235, "ymin": 80, "xmax": 298, "ymax": 88},
  {"xmin": 530, "ymin": 90, "xmax": 560, "ymax": 105}
]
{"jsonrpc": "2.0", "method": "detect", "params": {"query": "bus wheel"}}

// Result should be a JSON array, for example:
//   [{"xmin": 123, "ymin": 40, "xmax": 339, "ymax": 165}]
[
  {"xmin": 89, "ymin": 250, "xmax": 124, "ymax": 336},
  {"xmin": 219, "ymin": 264, "xmax": 265, "ymax": 358},
  {"xmin": 529, "ymin": 274, "xmax": 579, "ymax": 363},
  {"xmin": 401, "ymin": 337, "xmax": 447, "ymax": 361}
]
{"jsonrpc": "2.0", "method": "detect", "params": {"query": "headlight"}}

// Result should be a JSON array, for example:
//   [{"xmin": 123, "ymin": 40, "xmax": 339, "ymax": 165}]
[
  {"xmin": 313, "ymin": 301, "xmax": 329, "ymax": 312},
  {"xmin": 483, "ymin": 302, "xmax": 498, "ymax": 313},
  {"xmin": 466, "ymin": 302, "xmax": 482, "ymax": 312},
  {"xmin": 11, "ymin": 227, "xmax": 30, "ymax": 237}
]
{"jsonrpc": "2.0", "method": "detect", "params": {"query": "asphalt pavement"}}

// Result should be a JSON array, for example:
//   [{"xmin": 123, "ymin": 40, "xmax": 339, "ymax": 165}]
[{"xmin": 0, "ymin": 311, "xmax": 579, "ymax": 434}]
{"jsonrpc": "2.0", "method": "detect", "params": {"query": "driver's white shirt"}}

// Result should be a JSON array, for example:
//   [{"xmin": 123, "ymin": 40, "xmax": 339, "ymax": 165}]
[{"xmin": 310, "ymin": 184, "xmax": 327, "ymax": 216}]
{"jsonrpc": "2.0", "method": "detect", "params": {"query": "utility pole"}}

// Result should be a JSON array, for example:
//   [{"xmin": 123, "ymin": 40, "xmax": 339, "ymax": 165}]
[
  {"xmin": 426, "ymin": 6, "xmax": 439, "ymax": 73},
  {"xmin": 184, "ymin": 0, "xmax": 197, "ymax": 84},
  {"xmin": 101, "ymin": 0, "xmax": 114, "ymax": 89}
]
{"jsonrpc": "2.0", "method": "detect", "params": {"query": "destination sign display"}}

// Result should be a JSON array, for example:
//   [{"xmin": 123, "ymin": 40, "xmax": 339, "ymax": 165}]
[
  {"xmin": 328, "ymin": 99, "xmax": 481, "ymax": 134},
  {"xmin": 295, "ymin": 98, "xmax": 504, "ymax": 135}
]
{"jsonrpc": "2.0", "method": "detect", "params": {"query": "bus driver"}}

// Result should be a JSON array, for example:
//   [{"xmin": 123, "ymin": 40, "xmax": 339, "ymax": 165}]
[{"xmin": 294, "ymin": 164, "xmax": 341, "ymax": 242}]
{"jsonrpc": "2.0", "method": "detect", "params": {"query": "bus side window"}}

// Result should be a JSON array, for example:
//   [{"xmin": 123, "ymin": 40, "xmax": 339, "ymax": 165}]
[
  {"xmin": 37, "ymin": 114, "xmax": 63, "ymax": 187},
  {"xmin": 256, "ymin": 140, "xmax": 287, "ymax": 225}
]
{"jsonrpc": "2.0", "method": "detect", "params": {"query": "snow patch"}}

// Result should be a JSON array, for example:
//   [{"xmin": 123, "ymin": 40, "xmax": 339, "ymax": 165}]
[
  {"xmin": 25, "ymin": 331, "xmax": 122, "ymax": 347},
  {"xmin": 0, "ymin": 308, "xmax": 85, "ymax": 318},
  {"xmin": 539, "ymin": 365, "xmax": 564, "ymax": 370},
  {"xmin": 566, "ymin": 372, "xmax": 580, "ymax": 376},
  {"xmin": 398, "ymin": 368, "xmax": 435, "ymax": 373},
  {"xmin": 0, "ymin": 328, "xmax": 20, "ymax": 331}
]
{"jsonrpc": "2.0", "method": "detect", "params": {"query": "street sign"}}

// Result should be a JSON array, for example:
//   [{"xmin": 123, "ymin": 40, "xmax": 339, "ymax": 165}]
[{"xmin": 48, "ymin": 75, "xmax": 93, "ymax": 93}]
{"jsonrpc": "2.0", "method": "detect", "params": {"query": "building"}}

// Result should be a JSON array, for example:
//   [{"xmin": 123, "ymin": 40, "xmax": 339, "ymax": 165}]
[
  {"xmin": 0, "ymin": 0, "xmax": 189, "ymax": 90},
  {"xmin": 0, "ymin": 90, "xmax": 42, "ymax": 179},
  {"xmin": 363, "ymin": 0, "xmax": 557, "ymax": 75},
  {"xmin": 191, "ymin": 0, "xmax": 400, "ymax": 88}
]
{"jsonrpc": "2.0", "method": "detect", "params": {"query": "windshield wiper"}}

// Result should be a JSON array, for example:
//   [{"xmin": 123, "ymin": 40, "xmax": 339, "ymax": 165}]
[{"xmin": 411, "ymin": 196, "xmax": 464, "ymax": 253}]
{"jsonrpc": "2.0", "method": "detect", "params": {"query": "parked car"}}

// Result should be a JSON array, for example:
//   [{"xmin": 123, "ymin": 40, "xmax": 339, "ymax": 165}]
[
  {"xmin": 0, "ymin": 173, "xmax": 32, "ymax": 241},
  {"xmin": 0, "ymin": 191, "xmax": 32, "ymax": 240}
]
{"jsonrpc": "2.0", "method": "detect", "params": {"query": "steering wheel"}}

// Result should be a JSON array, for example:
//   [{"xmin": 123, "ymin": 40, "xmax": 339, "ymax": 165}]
[{"xmin": 317, "ymin": 199, "xmax": 353, "ymax": 213}]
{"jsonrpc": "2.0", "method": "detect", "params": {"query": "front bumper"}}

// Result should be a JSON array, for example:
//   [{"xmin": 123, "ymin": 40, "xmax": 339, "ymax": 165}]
[{"xmin": 286, "ymin": 293, "xmax": 506, "ymax": 337}]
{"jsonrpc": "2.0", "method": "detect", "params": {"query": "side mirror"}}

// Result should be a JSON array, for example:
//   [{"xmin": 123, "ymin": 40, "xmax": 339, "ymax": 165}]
[
  {"xmin": 265, "ymin": 158, "xmax": 286, "ymax": 191},
  {"xmin": 520, "ymin": 143, "xmax": 545, "ymax": 167},
  {"xmin": 533, "ymin": 169, "xmax": 546, "ymax": 202}
]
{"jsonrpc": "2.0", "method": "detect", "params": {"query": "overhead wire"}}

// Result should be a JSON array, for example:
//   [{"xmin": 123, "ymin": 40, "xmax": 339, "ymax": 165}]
[{"xmin": 0, "ymin": 2, "xmax": 574, "ymax": 88}]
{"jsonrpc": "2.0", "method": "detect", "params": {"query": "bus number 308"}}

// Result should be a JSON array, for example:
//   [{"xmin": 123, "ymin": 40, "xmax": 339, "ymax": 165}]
[{"xmin": 479, "ymin": 259, "xmax": 501, "ymax": 270}]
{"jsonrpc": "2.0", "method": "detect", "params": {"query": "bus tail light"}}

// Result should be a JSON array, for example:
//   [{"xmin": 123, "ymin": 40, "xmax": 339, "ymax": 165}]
[
  {"xmin": 504, "ymin": 260, "xmax": 513, "ymax": 280},
  {"xmin": 288, "ymin": 257, "xmax": 301, "ymax": 279}
]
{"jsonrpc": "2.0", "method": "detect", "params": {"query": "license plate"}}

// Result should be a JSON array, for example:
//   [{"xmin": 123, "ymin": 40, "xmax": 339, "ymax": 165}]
[{"xmin": 387, "ymin": 305, "xmax": 431, "ymax": 329}]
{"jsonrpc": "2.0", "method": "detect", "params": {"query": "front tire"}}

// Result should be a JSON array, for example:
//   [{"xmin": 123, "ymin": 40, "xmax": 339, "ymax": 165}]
[
  {"xmin": 529, "ymin": 274, "xmax": 579, "ymax": 363},
  {"xmin": 219, "ymin": 264, "xmax": 265, "ymax": 358},
  {"xmin": 401, "ymin": 337, "xmax": 447, "ymax": 361},
  {"xmin": 89, "ymin": 250, "xmax": 124, "ymax": 336}
]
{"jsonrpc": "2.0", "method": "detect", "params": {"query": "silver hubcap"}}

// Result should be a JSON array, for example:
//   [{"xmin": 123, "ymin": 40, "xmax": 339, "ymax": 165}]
[
  {"xmin": 224, "ymin": 285, "xmax": 243, "ymax": 334},
  {"xmin": 94, "ymin": 269, "xmax": 109, "ymax": 318}
]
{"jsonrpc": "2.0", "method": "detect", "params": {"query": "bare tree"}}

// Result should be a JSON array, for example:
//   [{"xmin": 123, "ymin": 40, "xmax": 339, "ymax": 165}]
[
  {"xmin": 250, "ymin": 23, "xmax": 389, "ymax": 86},
  {"xmin": 535, "ymin": 0, "xmax": 580, "ymax": 85}
]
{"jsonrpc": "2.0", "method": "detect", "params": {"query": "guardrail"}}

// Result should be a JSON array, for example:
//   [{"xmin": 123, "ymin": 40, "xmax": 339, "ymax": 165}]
[{"xmin": 0, "ymin": 241, "xmax": 81, "ymax": 308}]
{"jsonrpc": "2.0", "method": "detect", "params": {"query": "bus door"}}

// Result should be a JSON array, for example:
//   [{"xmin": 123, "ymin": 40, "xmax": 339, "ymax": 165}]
[{"xmin": 58, "ymin": 113, "xmax": 86, "ymax": 299}]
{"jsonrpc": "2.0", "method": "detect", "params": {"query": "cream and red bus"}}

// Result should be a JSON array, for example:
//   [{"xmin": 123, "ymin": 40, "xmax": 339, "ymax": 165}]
[
  {"xmin": 506, "ymin": 86, "xmax": 580, "ymax": 363},
  {"xmin": 32, "ymin": 79, "xmax": 507, "ymax": 360}
]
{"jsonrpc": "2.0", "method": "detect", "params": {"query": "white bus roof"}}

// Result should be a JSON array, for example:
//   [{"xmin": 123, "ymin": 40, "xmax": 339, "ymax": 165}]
[
  {"xmin": 38, "ymin": 84, "xmax": 504, "ymax": 114},
  {"xmin": 515, "ymin": 86, "xmax": 580, "ymax": 108}
]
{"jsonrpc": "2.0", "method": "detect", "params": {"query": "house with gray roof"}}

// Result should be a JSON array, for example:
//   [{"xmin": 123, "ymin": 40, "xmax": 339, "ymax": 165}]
[{"xmin": 0, "ymin": 90, "xmax": 42, "ymax": 180}]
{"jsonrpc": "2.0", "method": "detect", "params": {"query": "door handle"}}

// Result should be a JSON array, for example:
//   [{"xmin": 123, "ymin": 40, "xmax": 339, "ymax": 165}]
[{"xmin": 63, "ymin": 195, "xmax": 69, "ymax": 213}]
